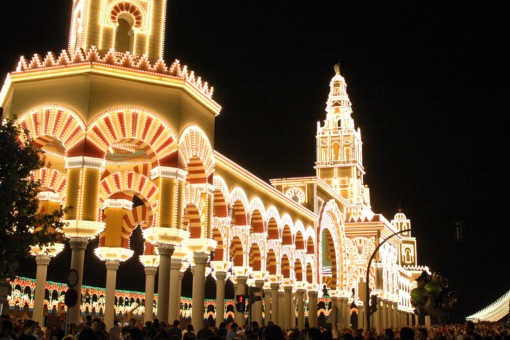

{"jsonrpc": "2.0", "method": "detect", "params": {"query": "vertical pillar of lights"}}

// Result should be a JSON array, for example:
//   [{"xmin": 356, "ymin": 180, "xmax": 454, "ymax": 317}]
[
  {"xmin": 191, "ymin": 252, "xmax": 209, "ymax": 331},
  {"xmin": 296, "ymin": 287, "xmax": 306, "ymax": 329},
  {"xmin": 169, "ymin": 247, "xmax": 188, "ymax": 323},
  {"xmin": 63, "ymin": 157, "xmax": 106, "ymax": 325},
  {"xmin": 140, "ymin": 255, "xmax": 159, "ymax": 323},
  {"xmin": 307, "ymin": 287, "xmax": 318, "ymax": 327},
  {"xmin": 283, "ymin": 280, "xmax": 294, "ymax": 329}
]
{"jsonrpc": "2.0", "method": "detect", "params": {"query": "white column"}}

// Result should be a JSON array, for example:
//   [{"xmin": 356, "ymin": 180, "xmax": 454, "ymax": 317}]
[
  {"xmin": 191, "ymin": 252, "xmax": 208, "ymax": 331},
  {"xmin": 270, "ymin": 283, "xmax": 279, "ymax": 324},
  {"xmin": 375, "ymin": 297, "xmax": 382, "ymax": 332},
  {"xmin": 278, "ymin": 291, "xmax": 285, "ymax": 327},
  {"xmin": 143, "ymin": 266, "xmax": 158, "ymax": 323},
  {"xmin": 253, "ymin": 280, "xmax": 264, "ymax": 327},
  {"xmin": 308, "ymin": 291, "xmax": 318, "ymax": 328},
  {"xmin": 68, "ymin": 237, "xmax": 88, "ymax": 325},
  {"xmin": 215, "ymin": 271, "xmax": 227, "ymax": 326},
  {"xmin": 284, "ymin": 286, "xmax": 293, "ymax": 329},
  {"xmin": 157, "ymin": 244, "xmax": 174, "ymax": 323},
  {"xmin": 296, "ymin": 289, "xmax": 306, "ymax": 329},
  {"xmin": 263, "ymin": 287, "xmax": 272, "ymax": 324},
  {"xmin": 169, "ymin": 258, "xmax": 183, "ymax": 323},
  {"xmin": 33, "ymin": 254, "xmax": 51, "ymax": 325},
  {"xmin": 104, "ymin": 259, "xmax": 120, "ymax": 329}
]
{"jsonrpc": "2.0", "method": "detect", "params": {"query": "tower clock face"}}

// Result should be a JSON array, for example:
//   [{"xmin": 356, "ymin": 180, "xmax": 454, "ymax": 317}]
[{"xmin": 286, "ymin": 187, "xmax": 305, "ymax": 203}]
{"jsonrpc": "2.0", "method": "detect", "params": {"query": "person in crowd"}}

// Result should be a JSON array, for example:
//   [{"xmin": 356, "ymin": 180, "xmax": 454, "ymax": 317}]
[
  {"xmin": 109, "ymin": 321, "xmax": 121, "ymax": 340},
  {"xmin": 0, "ymin": 319, "xmax": 13, "ymax": 340},
  {"xmin": 168, "ymin": 321, "xmax": 181, "ymax": 340},
  {"xmin": 226, "ymin": 324, "xmax": 238, "ymax": 340},
  {"xmin": 465, "ymin": 321, "xmax": 482, "ymax": 340},
  {"xmin": 196, "ymin": 323, "xmax": 212, "ymax": 340},
  {"xmin": 18, "ymin": 320, "xmax": 36, "ymax": 340},
  {"xmin": 400, "ymin": 328, "xmax": 414, "ymax": 340},
  {"xmin": 183, "ymin": 325, "xmax": 195, "ymax": 340},
  {"xmin": 262, "ymin": 325, "xmax": 284, "ymax": 340}
]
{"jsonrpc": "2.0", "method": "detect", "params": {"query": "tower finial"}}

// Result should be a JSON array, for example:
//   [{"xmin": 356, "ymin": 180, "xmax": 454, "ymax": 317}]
[{"xmin": 334, "ymin": 63, "xmax": 340, "ymax": 75}]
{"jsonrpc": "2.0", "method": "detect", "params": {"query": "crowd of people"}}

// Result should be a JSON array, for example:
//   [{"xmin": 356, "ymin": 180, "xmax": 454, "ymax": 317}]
[{"xmin": 1, "ymin": 314, "xmax": 509, "ymax": 340}]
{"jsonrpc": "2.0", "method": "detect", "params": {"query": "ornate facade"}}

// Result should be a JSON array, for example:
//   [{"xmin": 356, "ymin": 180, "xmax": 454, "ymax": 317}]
[{"xmin": 1, "ymin": 0, "xmax": 429, "ymax": 331}]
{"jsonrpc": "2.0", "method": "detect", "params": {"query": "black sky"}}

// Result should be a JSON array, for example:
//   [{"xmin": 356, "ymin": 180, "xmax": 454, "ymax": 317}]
[{"xmin": 1, "ymin": 1, "xmax": 509, "ymax": 323}]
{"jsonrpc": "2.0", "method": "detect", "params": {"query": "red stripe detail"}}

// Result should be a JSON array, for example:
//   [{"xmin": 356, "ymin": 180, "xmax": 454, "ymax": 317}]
[
  {"xmin": 104, "ymin": 116, "xmax": 117, "ymax": 141},
  {"xmin": 141, "ymin": 117, "xmax": 153, "ymax": 141},
  {"xmin": 117, "ymin": 111, "xmax": 126, "ymax": 138}
]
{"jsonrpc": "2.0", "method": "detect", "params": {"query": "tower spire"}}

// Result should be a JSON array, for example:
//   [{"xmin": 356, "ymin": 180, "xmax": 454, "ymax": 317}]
[{"xmin": 315, "ymin": 65, "xmax": 366, "ymax": 204}]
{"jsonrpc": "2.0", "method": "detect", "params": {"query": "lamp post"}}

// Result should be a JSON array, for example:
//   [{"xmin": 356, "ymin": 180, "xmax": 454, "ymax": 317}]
[{"xmin": 365, "ymin": 229, "xmax": 411, "ymax": 331}]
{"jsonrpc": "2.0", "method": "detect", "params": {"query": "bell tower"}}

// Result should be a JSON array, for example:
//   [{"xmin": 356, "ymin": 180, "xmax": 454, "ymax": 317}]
[
  {"xmin": 68, "ymin": 0, "xmax": 167, "ymax": 62},
  {"xmin": 316, "ymin": 65, "xmax": 366, "ymax": 204}
]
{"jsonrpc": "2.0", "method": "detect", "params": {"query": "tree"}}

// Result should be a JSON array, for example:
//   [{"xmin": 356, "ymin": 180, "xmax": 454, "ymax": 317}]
[{"xmin": 0, "ymin": 110, "xmax": 68, "ymax": 280}]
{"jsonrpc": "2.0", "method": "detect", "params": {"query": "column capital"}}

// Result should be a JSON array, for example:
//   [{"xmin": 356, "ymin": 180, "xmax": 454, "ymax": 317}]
[
  {"xmin": 296, "ymin": 289, "xmax": 306, "ymax": 296},
  {"xmin": 157, "ymin": 243, "xmax": 176, "ymax": 256},
  {"xmin": 193, "ymin": 251, "xmax": 209, "ymax": 265},
  {"xmin": 270, "ymin": 282, "xmax": 280, "ymax": 290},
  {"xmin": 308, "ymin": 290, "xmax": 318, "ymax": 298},
  {"xmin": 105, "ymin": 259, "xmax": 120, "ymax": 270},
  {"xmin": 69, "ymin": 237, "xmax": 89, "ymax": 249},
  {"xmin": 35, "ymin": 254, "xmax": 51, "ymax": 266},
  {"xmin": 283, "ymin": 285, "xmax": 293, "ymax": 293},
  {"xmin": 144, "ymin": 266, "xmax": 158, "ymax": 276},
  {"xmin": 170, "ymin": 257, "xmax": 183, "ymax": 269},
  {"xmin": 254, "ymin": 279, "xmax": 265, "ymax": 288},
  {"xmin": 236, "ymin": 275, "xmax": 248, "ymax": 285},
  {"xmin": 215, "ymin": 271, "xmax": 227, "ymax": 281}
]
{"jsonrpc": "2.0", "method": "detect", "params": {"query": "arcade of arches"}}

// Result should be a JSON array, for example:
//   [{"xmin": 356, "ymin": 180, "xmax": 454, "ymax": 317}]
[{"xmin": 1, "ymin": 0, "xmax": 431, "ymax": 332}]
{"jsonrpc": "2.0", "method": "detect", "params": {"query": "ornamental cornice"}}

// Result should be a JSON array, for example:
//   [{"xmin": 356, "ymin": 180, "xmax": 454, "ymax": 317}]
[{"xmin": 9, "ymin": 47, "xmax": 220, "ymax": 113}]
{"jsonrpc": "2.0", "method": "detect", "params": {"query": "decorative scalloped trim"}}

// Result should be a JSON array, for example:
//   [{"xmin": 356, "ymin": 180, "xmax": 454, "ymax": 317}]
[{"xmin": 14, "ymin": 47, "xmax": 214, "ymax": 98}]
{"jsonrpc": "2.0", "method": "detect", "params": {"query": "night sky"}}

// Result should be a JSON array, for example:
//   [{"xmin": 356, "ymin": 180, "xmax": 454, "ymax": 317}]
[{"xmin": 1, "ymin": 1, "xmax": 509, "ymax": 323}]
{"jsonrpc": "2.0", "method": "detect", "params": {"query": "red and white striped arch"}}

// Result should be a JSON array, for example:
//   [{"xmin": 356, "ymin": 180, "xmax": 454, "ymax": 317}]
[
  {"xmin": 17, "ymin": 106, "xmax": 85, "ymax": 153},
  {"xmin": 280, "ymin": 214, "xmax": 293, "ymax": 245},
  {"xmin": 99, "ymin": 171, "xmax": 158, "ymax": 208},
  {"xmin": 249, "ymin": 242, "xmax": 262, "ymax": 271},
  {"xmin": 120, "ymin": 205, "xmax": 153, "ymax": 248},
  {"xmin": 110, "ymin": 1, "xmax": 144, "ymax": 29},
  {"xmin": 212, "ymin": 176, "xmax": 230, "ymax": 218},
  {"xmin": 184, "ymin": 184, "xmax": 205, "ymax": 238},
  {"xmin": 179, "ymin": 126, "xmax": 214, "ymax": 181},
  {"xmin": 31, "ymin": 168, "xmax": 67, "ymax": 197},
  {"xmin": 87, "ymin": 109, "xmax": 178, "ymax": 166}
]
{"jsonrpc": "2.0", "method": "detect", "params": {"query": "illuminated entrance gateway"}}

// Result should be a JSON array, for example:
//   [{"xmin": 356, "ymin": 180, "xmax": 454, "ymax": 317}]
[{"xmin": 1, "ymin": 0, "xmax": 430, "ymax": 331}]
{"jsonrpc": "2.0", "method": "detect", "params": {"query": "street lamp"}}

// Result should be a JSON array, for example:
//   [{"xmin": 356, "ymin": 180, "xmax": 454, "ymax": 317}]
[{"xmin": 365, "ymin": 229, "xmax": 411, "ymax": 331}]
